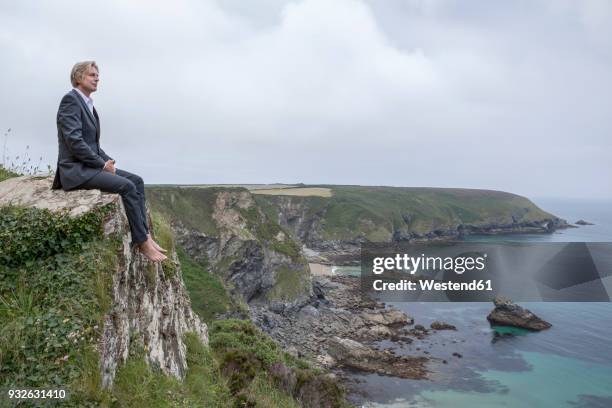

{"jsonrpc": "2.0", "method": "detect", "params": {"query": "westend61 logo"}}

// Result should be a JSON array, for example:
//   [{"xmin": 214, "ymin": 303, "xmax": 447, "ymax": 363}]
[
  {"xmin": 369, "ymin": 252, "xmax": 493, "ymax": 294},
  {"xmin": 372, "ymin": 253, "xmax": 488, "ymax": 275},
  {"xmin": 361, "ymin": 242, "xmax": 612, "ymax": 302}
]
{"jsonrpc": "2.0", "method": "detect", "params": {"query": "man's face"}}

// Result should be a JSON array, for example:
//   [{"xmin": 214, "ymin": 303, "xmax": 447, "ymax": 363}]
[{"xmin": 78, "ymin": 66, "xmax": 99, "ymax": 94}]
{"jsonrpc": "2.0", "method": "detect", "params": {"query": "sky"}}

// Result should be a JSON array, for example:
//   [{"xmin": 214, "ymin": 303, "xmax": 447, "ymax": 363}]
[{"xmin": 1, "ymin": 0, "xmax": 611, "ymax": 200}]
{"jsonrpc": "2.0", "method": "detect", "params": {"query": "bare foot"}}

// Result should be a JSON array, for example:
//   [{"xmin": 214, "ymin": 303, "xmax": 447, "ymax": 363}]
[
  {"xmin": 147, "ymin": 233, "xmax": 168, "ymax": 253},
  {"xmin": 139, "ymin": 239, "xmax": 168, "ymax": 262}
]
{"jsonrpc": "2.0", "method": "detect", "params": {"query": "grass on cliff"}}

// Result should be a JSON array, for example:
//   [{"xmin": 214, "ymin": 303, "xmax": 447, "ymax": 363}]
[
  {"xmin": 0, "ymin": 205, "xmax": 117, "ymax": 389},
  {"xmin": 148, "ymin": 187, "xmax": 312, "ymax": 305},
  {"xmin": 208, "ymin": 319, "xmax": 347, "ymax": 408},
  {"xmin": 238, "ymin": 204, "xmax": 304, "ymax": 262},
  {"xmin": 69, "ymin": 333, "xmax": 234, "ymax": 407},
  {"xmin": 146, "ymin": 186, "xmax": 236, "ymax": 236},
  {"xmin": 93, "ymin": 323, "xmax": 313, "ymax": 408},
  {"xmin": 177, "ymin": 245, "xmax": 243, "ymax": 324},
  {"xmin": 266, "ymin": 265, "xmax": 312, "ymax": 303},
  {"xmin": 172, "ymin": 220, "xmax": 344, "ymax": 406},
  {"xmin": 0, "ymin": 165, "xmax": 19, "ymax": 182},
  {"xmin": 255, "ymin": 185, "xmax": 557, "ymax": 241},
  {"xmin": 147, "ymin": 185, "xmax": 305, "ymax": 263},
  {"xmin": 0, "ymin": 204, "xmax": 328, "ymax": 407}
]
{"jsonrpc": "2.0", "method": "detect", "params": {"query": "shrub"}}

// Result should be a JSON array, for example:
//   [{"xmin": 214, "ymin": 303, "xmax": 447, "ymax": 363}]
[{"xmin": 0, "ymin": 204, "xmax": 114, "ymax": 267}]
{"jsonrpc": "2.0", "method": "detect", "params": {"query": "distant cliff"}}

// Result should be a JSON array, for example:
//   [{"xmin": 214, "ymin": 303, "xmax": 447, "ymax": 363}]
[
  {"xmin": 147, "ymin": 186, "xmax": 313, "ymax": 306},
  {"xmin": 252, "ymin": 185, "xmax": 568, "ymax": 255},
  {"xmin": 146, "ymin": 183, "xmax": 567, "ymax": 269}
]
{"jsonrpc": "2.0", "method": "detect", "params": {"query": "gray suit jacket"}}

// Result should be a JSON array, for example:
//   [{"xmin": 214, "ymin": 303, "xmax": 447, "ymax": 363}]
[{"xmin": 52, "ymin": 89, "xmax": 113, "ymax": 190}]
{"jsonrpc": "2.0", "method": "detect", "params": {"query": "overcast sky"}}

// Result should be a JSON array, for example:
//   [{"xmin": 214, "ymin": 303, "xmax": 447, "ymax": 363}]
[{"xmin": 1, "ymin": 0, "xmax": 611, "ymax": 200}]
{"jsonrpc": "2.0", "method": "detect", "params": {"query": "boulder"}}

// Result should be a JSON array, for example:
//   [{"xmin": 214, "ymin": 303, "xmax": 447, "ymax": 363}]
[
  {"xmin": 326, "ymin": 337, "xmax": 428, "ymax": 379},
  {"xmin": 430, "ymin": 321, "xmax": 457, "ymax": 331},
  {"xmin": 487, "ymin": 296, "xmax": 551, "ymax": 331},
  {"xmin": 360, "ymin": 308, "xmax": 412, "ymax": 326}
]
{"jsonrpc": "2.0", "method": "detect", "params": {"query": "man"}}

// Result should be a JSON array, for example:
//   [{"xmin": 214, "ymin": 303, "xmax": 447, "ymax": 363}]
[{"xmin": 52, "ymin": 61, "xmax": 167, "ymax": 262}]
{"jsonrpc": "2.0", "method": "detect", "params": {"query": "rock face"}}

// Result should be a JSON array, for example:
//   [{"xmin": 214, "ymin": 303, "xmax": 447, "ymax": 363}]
[
  {"xmin": 0, "ymin": 176, "xmax": 208, "ymax": 387},
  {"xmin": 575, "ymin": 219, "xmax": 594, "ymax": 226},
  {"xmin": 251, "ymin": 275, "xmax": 426, "ymax": 380},
  {"xmin": 148, "ymin": 187, "xmax": 312, "ymax": 305},
  {"xmin": 487, "ymin": 296, "xmax": 552, "ymax": 331},
  {"xmin": 326, "ymin": 337, "xmax": 427, "ymax": 379}
]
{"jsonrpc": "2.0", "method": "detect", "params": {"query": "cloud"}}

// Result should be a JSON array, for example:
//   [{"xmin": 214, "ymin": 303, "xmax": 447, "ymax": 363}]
[{"xmin": 0, "ymin": 0, "xmax": 610, "ymax": 199}]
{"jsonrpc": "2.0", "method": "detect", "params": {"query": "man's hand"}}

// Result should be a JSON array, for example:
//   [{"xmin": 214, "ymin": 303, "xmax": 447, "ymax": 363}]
[{"xmin": 103, "ymin": 159, "xmax": 116, "ymax": 174}]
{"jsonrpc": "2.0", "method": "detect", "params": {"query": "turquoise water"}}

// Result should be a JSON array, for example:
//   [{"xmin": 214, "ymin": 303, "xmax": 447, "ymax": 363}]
[
  {"xmin": 413, "ymin": 351, "xmax": 612, "ymax": 407},
  {"xmin": 352, "ymin": 302, "xmax": 612, "ymax": 408},
  {"xmin": 342, "ymin": 199, "xmax": 612, "ymax": 408}
]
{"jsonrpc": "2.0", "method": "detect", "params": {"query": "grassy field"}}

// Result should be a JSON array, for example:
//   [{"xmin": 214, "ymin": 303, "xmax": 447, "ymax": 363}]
[{"xmin": 252, "ymin": 187, "xmax": 333, "ymax": 197}]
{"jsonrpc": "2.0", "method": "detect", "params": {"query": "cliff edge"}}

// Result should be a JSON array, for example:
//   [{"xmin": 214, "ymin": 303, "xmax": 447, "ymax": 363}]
[{"xmin": 0, "ymin": 176, "xmax": 207, "ymax": 390}]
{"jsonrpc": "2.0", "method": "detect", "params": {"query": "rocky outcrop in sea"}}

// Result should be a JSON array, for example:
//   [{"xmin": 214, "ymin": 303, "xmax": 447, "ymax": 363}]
[{"xmin": 487, "ymin": 296, "xmax": 552, "ymax": 331}]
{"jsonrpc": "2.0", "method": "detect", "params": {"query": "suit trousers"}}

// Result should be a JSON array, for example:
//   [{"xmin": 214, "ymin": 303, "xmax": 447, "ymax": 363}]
[{"xmin": 80, "ymin": 168, "xmax": 149, "ymax": 244}]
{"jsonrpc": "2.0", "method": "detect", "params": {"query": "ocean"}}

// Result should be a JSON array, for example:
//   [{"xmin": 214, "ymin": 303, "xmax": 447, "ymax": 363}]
[{"xmin": 338, "ymin": 198, "xmax": 612, "ymax": 408}]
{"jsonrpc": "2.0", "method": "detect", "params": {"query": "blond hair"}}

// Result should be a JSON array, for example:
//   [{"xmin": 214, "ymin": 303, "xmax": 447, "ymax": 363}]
[{"xmin": 70, "ymin": 61, "xmax": 99, "ymax": 87}]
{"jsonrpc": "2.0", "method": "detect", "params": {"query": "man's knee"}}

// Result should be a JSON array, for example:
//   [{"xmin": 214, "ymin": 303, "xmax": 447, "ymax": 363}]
[
  {"xmin": 118, "ymin": 179, "xmax": 137, "ymax": 195},
  {"xmin": 132, "ymin": 174, "xmax": 144, "ymax": 187},
  {"xmin": 118, "ymin": 170, "xmax": 143, "ymax": 187}
]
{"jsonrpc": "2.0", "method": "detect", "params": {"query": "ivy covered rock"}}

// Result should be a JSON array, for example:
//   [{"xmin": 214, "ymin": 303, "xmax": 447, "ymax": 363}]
[{"xmin": 0, "ymin": 176, "xmax": 208, "ymax": 389}]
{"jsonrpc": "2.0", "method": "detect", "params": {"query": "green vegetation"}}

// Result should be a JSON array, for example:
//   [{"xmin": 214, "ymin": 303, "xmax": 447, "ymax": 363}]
[
  {"xmin": 238, "ymin": 205, "xmax": 303, "ymax": 262},
  {"xmin": 151, "ymin": 210, "xmax": 175, "ymax": 254},
  {"xmin": 256, "ymin": 185, "xmax": 557, "ymax": 241},
  {"xmin": 234, "ymin": 205, "xmax": 311, "ymax": 303},
  {"xmin": 210, "ymin": 319, "xmax": 307, "ymax": 369},
  {"xmin": 177, "ymin": 245, "xmax": 244, "ymax": 324},
  {"xmin": 0, "ymin": 165, "xmax": 19, "ymax": 182},
  {"xmin": 151, "ymin": 210, "xmax": 179, "ymax": 278},
  {"xmin": 209, "ymin": 319, "xmax": 347, "ymax": 407},
  {"xmin": 267, "ymin": 266, "xmax": 311, "ymax": 303},
  {"xmin": 0, "ymin": 203, "xmax": 228, "ymax": 406},
  {"xmin": 147, "ymin": 186, "xmax": 242, "ymax": 236},
  {"xmin": 148, "ymin": 186, "xmax": 311, "ymax": 304},
  {"xmin": 147, "ymin": 185, "xmax": 305, "ymax": 262},
  {"xmin": 214, "ymin": 255, "xmax": 239, "ymax": 276},
  {"xmin": 67, "ymin": 319, "xmax": 341, "ymax": 407},
  {"xmin": 0, "ymin": 204, "xmax": 115, "ymax": 266},
  {"xmin": 69, "ymin": 333, "xmax": 231, "ymax": 407},
  {"xmin": 64, "ymin": 332, "xmax": 231, "ymax": 407},
  {"xmin": 0, "ymin": 202, "xmax": 328, "ymax": 407},
  {"xmin": 270, "ymin": 240, "xmax": 301, "ymax": 260},
  {"xmin": 168, "ymin": 210, "xmax": 343, "ymax": 405},
  {"xmin": 0, "ymin": 205, "xmax": 116, "ymax": 389}
]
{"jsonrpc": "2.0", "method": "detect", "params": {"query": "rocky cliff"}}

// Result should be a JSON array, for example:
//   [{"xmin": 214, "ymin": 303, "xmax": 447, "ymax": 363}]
[
  {"xmin": 147, "ymin": 187, "xmax": 312, "ymax": 306},
  {"xmin": 0, "ymin": 176, "xmax": 208, "ymax": 388},
  {"xmin": 252, "ymin": 185, "xmax": 569, "ymax": 261}
]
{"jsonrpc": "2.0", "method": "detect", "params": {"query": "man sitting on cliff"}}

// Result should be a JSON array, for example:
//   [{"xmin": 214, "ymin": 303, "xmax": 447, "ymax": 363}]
[{"xmin": 52, "ymin": 61, "xmax": 167, "ymax": 262}]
